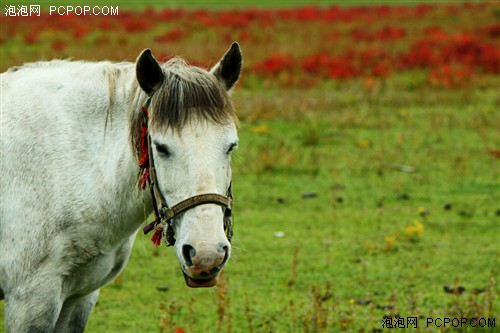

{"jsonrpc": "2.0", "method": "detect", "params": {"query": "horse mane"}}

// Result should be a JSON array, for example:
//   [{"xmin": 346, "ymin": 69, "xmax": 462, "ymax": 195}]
[
  {"xmin": 8, "ymin": 60, "xmax": 132, "ymax": 111},
  {"xmin": 129, "ymin": 57, "xmax": 237, "ymax": 161},
  {"xmin": 6, "ymin": 59, "xmax": 80, "ymax": 72}
]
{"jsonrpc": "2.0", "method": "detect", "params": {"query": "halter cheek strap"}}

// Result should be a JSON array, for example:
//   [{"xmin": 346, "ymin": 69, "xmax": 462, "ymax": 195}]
[{"xmin": 138, "ymin": 98, "xmax": 234, "ymax": 247}]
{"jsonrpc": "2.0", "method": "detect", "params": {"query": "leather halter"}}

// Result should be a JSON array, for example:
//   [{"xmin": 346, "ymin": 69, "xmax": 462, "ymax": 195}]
[{"xmin": 139, "ymin": 98, "xmax": 234, "ymax": 247}]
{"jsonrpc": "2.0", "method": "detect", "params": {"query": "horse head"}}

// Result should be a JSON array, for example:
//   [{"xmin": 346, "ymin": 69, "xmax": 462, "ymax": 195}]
[{"xmin": 134, "ymin": 43, "xmax": 242, "ymax": 288}]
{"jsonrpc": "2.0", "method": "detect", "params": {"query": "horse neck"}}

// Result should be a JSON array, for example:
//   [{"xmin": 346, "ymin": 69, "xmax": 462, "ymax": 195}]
[{"xmin": 99, "ymin": 68, "xmax": 153, "ymax": 235}]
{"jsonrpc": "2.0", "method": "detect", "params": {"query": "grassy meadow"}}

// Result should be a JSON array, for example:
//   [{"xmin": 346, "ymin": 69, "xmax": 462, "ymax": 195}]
[{"xmin": 1, "ymin": 1, "xmax": 499, "ymax": 332}]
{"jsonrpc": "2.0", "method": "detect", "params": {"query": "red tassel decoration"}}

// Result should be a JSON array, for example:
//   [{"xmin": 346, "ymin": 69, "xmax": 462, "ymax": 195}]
[
  {"xmin": 151, "ymin": 223, "xmax": 163, "ymax": 247},
  {"xmin": 139, "ymin": 168, "xmax": 150, "ymax": 190},
  {"xmin": 138, "ymin": 122, "xmax": 149, "ymax": 169},
  {"xmin": 138, "ymin": 102, "xmax": 150, "ymax": 189},
  {"xmin": 138, "ymin": 98, "xmax": 164, "ymax": 247}
]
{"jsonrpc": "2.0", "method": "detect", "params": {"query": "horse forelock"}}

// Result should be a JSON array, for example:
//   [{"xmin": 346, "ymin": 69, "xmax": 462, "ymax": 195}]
[
  {"xmin": 151, "ymin": 58, "xmax": 236, "ymax": 130},
  {"xmin": 129, "ymin": 58, "xmax": 237, "ymax": 161}
]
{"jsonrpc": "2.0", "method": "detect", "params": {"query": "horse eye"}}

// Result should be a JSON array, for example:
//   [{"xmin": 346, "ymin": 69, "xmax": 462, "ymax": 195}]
[
  {"xmin": 227, "ymin": 143, "xmax": 238, "ymax": 155},
  {"xmin": 155, "ymin": 143, "xmax": 170, "ymax": 157}
]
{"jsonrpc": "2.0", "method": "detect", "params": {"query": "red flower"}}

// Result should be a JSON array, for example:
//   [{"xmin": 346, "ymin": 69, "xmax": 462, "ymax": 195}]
[
  {"xmin": 374, "ymin": 26, "xmax": 406, "ymax": 41},
  {"xmin": 372, "ymin": 62, "xmax": 390, "ymax": 77},
  {"xmin": 482, "ymin": 23, "xmax": 500, "ymax": 39},
  {"xmin": 51, "ymin": 40, "xmax": 67, "ymax": 51},
  {"xmin": 123, "ymin": 17, "xmax": 151, "ymax": 33},
  {"xmin": 72, "ymin": 25, "xmax": 91, "ymax": 39},
  {"xmin": 155, "ymin": 28, "xmax": 186, "ymax": 43},
  {"xmin": 429, "ymin": 64, "xmax": 473, "ymax": 87},
  {"xmin": 487, "ymin": 149, "xmax": 500, "ymax": 158},
  {"xmin": 296, "ymin": 6, "xmax": 321, "ymax": 21},
  {"xmin": 98, "ymin": 20, "xmax": 113, "ymax": 31},
  {"xmin": 301, "ymin": 53, "xmax": 333, "ymax": 75},
  {"xmin": 253, "ymin": 53, "xmax": 295, "ymax": 76}
]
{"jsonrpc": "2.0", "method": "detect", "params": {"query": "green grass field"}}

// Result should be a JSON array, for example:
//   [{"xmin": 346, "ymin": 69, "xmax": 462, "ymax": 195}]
[
  {"xmin": 1, "ymin": 1, "xmax": 499, "ymax": 332},
  {"xmin": 76, "ymin": 83, "xmax": 499, "ymax": 332},
  {"xmin": 4, "ymin": 85, "xmax": 498, "ymax": 331}
]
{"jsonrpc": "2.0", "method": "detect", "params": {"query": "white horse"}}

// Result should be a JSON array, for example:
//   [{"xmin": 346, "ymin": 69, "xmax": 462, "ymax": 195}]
[{"xmin": 0, "ymin": 43, "xmax": 242, "ymax": 332}]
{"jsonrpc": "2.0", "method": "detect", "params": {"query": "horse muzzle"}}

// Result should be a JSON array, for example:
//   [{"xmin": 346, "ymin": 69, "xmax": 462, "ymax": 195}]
[{"xmin": 180, "ymin": 242, "xmax": 230, "ymax": 288}]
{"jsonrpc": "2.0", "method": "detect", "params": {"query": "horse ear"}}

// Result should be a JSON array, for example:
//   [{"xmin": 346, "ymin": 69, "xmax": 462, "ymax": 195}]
[
  {"xmin": 210, "ymin": 42, "xmax": 242, "ymax": 91},
  {"xmin": 136, "ymin": 49, "xmax": 164, "ymax": 96}
]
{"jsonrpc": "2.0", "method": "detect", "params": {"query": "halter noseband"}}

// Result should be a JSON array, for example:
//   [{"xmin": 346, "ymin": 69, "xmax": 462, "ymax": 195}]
[{"xmin": 138, "ymin": 98, "xmax": 234, "ymax": 247}]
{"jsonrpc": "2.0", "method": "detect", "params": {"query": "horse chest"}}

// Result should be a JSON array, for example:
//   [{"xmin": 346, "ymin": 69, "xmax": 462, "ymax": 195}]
[{"xmin": 64, "ymin": 236, "xmax": 135, "ymax": 297}]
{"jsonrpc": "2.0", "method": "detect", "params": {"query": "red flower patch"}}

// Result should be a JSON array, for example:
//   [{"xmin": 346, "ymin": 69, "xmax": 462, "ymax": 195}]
[
  {"xmin": 51, "ymin": 40, "xmax": 67, "ymax": 51},
  {"xmin": 155, "ymin": 28, "xmax": 186, "ymax": 43},
  {"xmin": 1, "ymin": 3, "xmax": 498, "ymax": 89},
  {"xmin": 429, "ymin": 64, "xmax": 474, "ymax": 87},
  {"xmin": 253, "ymin": 53, "xmax": 295, "ymax": 76},
  {"xmin": 123, "ymin": 17, "xmax": 151, "ymax": 33}
]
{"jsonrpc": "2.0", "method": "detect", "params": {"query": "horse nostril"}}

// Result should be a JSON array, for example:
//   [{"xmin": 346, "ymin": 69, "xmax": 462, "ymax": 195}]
[
  {"xmin": 220, "ymin": 245, "xmax": 230, "ymax": 267},
  {"xmin": 217, "ymin": 242, "xmax": 229, "ymax": 253},
  {"xmin": 182, "ymin": 244, "xmax": 196, "ymax": 266}
]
